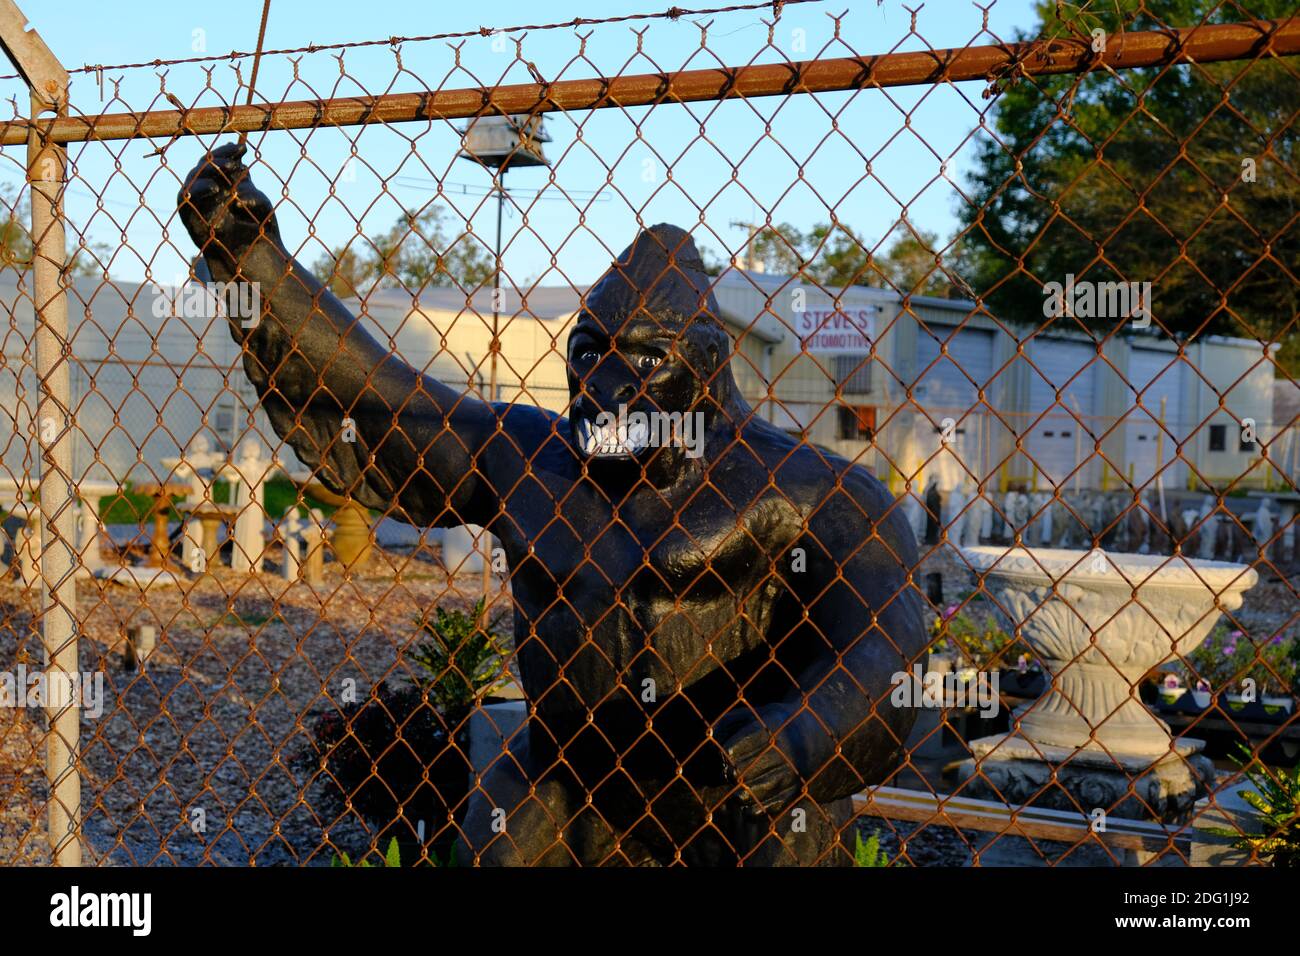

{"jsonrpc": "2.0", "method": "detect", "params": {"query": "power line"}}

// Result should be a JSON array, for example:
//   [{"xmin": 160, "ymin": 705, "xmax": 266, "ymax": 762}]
[
  {"xmin": 392, "ymin": 176, "xmax": 610, "ymax": 203},
  {"xmin": 15, "ymin": 1, "xmax": 818, "ymax": 81}
]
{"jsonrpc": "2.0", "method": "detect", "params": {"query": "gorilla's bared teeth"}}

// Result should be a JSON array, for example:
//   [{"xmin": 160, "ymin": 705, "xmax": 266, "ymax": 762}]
[
  {"xmin": 577, "ymin": 414, "xmax": 651, "ymax": 458},
  {"xmin": 579, "ymin": 418, "xmax": 599, "ymax": 455},
  {"xmin": 599, "ymin": 421, "xmax": 621, "ymax": 455}
]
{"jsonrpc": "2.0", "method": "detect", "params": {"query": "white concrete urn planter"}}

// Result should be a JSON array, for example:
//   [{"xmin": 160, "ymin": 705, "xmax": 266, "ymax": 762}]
[{"xmin": 961, "ymin": 547, "xmax": 1258, "ymax": 757}]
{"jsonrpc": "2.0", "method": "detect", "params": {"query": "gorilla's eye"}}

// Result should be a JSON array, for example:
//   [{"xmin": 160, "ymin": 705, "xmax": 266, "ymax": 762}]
[
  {"xmin": 575, "ymin": 347, "xmax": 600, "ymax": 365},
  {"xmin": 636, "ymin": 353, "xmax": 663, "ymax": 373}
]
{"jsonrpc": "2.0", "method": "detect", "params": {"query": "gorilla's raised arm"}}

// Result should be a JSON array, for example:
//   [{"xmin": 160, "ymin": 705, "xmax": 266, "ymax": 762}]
[{"xmin": 177, "ymin": 142, "xmax": 510, "ymax": 528}]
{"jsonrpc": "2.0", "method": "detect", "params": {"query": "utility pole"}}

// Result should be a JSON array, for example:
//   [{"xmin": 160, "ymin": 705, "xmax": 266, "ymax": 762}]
[{"xmin": 457, "ymin": 114, "xmax": 550, "ymax": 607}]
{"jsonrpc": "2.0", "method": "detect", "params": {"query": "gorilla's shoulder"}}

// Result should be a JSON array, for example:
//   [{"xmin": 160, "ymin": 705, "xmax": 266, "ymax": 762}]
[
  {"xmin": 489, "ymin": 402, "xmax": 575, "ymax": 463},
  {"xmin": 742, "ymin": 421, "xmax": 884, "ymax": 499},
  {"xmin": 740, "ymin": 419, "xmax": 909, "ymax": 537}
]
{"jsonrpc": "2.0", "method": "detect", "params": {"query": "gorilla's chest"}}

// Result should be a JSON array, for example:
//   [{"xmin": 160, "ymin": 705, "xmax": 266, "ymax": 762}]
[
  {"xmin": 501, "ymin": 474, "xmax": 794, "ymax": 687},
  {"xmin": 517, "ymin": 490, "xmax": 771, "ymax": 603}
]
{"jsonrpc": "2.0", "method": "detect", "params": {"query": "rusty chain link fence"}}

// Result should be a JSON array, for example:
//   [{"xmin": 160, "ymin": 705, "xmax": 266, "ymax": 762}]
[{"xmin": 0, "ymin": 0, "xmax": 1297, "ymax": 866}]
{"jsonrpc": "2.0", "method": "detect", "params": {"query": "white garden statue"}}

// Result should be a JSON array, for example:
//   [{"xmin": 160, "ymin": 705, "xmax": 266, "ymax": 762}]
[
  {"xmin": 946, "ymin": 485, "xmax": 970, "ymax": 548},
  {"xmin": 281, "ymin": 512, "xmax": 303, "ymax": 581},
  {"xmin": 221, "ymin": 443, "xmax": 280, "ymax": 574},
  {"xmin": 161, "ymin": 434, "xmax": 226, "ymax": 508},
  {"xmin": 1252, "ymin": 497, "xmax": 1275, "ymax": 561}
]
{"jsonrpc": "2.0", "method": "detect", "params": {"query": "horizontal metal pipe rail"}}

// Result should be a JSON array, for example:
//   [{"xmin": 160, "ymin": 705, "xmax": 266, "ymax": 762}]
[
  {"xmin": 0, "ymin": 16, "xmax": 1296, "ymax": 146},
  {"xmin": 851, "ymin": 787, "xmax": 1228, "ymax": 855}
]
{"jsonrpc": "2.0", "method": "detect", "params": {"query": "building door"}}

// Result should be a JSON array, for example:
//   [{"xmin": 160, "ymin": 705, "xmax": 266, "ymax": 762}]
[
  {"xmin": 914, "ymin": 326, "xmax": 993, "ymax": 489},
  {"xmin": 1026, "ymin": 338, "xmax": 1099, "ymax": 489},
  {"xmin": 1124, "ymin": 348, "xmax": 1186, "ymax": 490}
]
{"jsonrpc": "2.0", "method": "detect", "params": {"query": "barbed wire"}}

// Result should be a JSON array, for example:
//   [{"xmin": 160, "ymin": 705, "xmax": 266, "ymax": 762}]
[{"xmin": 0, "ymin": 0, "xmax": 823, "ymax": 84}]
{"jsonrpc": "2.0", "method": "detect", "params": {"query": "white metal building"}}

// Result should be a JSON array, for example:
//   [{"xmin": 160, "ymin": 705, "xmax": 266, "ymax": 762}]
[
  {"xmin": 709, "ymin": 269, "xmax": 1284, "ymax": 495},
  {"xmin": 0, "ymin": 268, "xmax": 1286, "ymax": 500}
]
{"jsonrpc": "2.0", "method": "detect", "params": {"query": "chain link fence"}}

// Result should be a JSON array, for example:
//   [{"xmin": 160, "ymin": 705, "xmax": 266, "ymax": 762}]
[{"xmin": 0, "ymin": 0, "xmax": 1297, "ymax": 866}]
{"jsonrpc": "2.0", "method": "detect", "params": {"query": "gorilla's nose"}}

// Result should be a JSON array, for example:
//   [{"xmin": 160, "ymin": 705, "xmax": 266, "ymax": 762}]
[{"xmin": 589, "ymin": 380, "xmax": 636, "ymax": 411}]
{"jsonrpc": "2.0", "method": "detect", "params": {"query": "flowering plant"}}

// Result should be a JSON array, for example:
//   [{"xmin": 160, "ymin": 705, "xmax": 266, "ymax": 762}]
[
  {"xmin": 929, "ymin": 607, "xmax": 1038, "ymax": 672},
  {"xmin": 1183, "ymin": 625, "xmax": 1296, "ymax": 698}
]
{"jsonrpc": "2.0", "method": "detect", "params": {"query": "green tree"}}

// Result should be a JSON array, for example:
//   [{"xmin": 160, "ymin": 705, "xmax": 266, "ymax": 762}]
[
  {"xmin": 731, "ymin": 219, "xmax": 809, "ymax": 276},
  {"xmin": 0, "ymin": 183, "xmax": 31, "ymax": 269},
  {"xmin": 0, "ymin": 182, "xmax": 108, "ymax": 278},
  {"xmin": 724, "ymin": 219, "xmax": 967, "ymax": 298},
  {"xmin": 958, "ymin": 0, "xmax": 1299, "ymax": 375},
  {"xmin": 868, "ymin": 225, "xmax": 970, "ymax": 299},
  {"xmin": 313, "ymin": 204, "xmax": 494, "ymax": 298},
  {"xmin": 314, "ymin": 244, "xmax": 373, "ymax": 299}
]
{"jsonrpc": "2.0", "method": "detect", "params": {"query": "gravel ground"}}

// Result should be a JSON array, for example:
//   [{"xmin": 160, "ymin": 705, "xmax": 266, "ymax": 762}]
[
  {"xmin": 0, "ymin": 543, "xmax": 485, "ymax": 866},
  {"xmin": 2, "ymin": 536, "xmax": 1293, "ymax": 867}
]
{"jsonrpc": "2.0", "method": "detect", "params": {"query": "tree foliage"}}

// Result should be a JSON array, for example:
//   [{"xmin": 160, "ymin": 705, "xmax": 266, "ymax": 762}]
[
  {"xmin": 716, "ymin": 219, "xmax": 969, "ymax": 298},
  {"xmin": 313, "ymin": 204, "xmax": 494, "ymax": 299},
  {"xmin": 958, "ymin": 0, "xmax": 1299, "ymax": 375},
  {"xmin": 0, "ymin": 182, "xmax": 111, "ymax": 278}
]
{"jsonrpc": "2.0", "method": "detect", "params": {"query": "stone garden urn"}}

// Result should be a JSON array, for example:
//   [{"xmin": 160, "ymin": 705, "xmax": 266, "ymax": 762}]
[
  {"xmin": 961, "ymin": 547, "xmax": 1258, "ymax": 756},
  {"xmin": 955, "ymin": 547, "xmax": 1261, "ymax": 835}
]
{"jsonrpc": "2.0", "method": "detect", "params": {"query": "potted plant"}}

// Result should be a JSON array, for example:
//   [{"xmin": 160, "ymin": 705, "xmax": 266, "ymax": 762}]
[
  {"xmin": 1158, "ymin": 672, "xmax": 1185, "ymax": 707},
  {"xmin": 930, "ymin": 606, "xmax": 1042, "ymax": 692},
  {"xmin": 1191, "ymin": 679, "xmax": 1213, "ymax": 710},
  {"xmin": 307, "ymin": 598, "xmax": 511, "ymax": 862},
  {"xmin": 929, "ymin": 607, "xmax": 1006, "ymax": 668},
  {"xmin": 1218, "ymin": 632, "xmax": 1295, "ymax": 725},
  {"xmin": 1256, "ymin": 633, "xmax": 1296, "ymax": 716},
  {"xmin": 1000, "ymin": 652, "xmax": 1048, "ymax": 699},
  {"xmin": 1182, "ymin": 626, "xmax": 1295, "ymax": 723}
]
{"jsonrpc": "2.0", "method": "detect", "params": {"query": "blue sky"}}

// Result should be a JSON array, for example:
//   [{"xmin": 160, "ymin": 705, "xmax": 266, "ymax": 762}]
[{"xmin": 1, "ymin": 0, "xmax": 1044, "ymax": 290}]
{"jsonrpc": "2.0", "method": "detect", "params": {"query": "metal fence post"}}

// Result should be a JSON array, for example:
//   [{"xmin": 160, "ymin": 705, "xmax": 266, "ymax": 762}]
[
  {"xmin": 0, "ymin": 1, "xmax": 79, "ymax": 865},
  {"xmin": 28, "ymin": 99, "xmax": 80, "ymax": 866}
]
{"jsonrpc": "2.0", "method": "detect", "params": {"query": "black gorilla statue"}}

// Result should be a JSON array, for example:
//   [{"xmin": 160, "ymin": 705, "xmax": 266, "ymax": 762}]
[{"xmin": 179, "ymin": 142, "xmax": 924, "ymax": 866}]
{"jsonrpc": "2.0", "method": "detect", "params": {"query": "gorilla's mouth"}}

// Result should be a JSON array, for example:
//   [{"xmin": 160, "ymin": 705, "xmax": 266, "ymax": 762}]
[{"xmin": 573, "ymin": 411, "xmax": 650, "ymax": 459}]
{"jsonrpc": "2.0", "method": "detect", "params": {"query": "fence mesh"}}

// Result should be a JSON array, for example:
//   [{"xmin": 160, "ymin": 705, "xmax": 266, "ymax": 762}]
[{"xmin": 0, "ymin": 0, "xmax": 1297, "ymax": 866}]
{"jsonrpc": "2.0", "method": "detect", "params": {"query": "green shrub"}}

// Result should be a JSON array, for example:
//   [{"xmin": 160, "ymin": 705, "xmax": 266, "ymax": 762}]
[
  {"xmin": 309, "ymin": 683, "xmax": 458, "ymax": 845},
  {"xmin": 332, "ymin": 837, "xmax": 404, "ymax": 868},
  {"xmin": 94, "ymin": 475, "xmax": 333, "ymax": 525},
  {"xmin": 97, "ymin": 486, "xmax": 172, "ymax": 525},
  {"xmin": 331, "ymin": 836, "xmax": 463, "ymax": 867},
  {"xmin": 261, "ymin": 475, "xmax": 336, "ymax": 519},
  {"xmin": 307, "ymin": 600, "xmax": 510, "ymax": 862},
  {"xmin": 853, "ymin": 830, "xmax": 891, "ymax": 867},
  {"xmin": 1206, "ymin": 742, "xmax": 1300, "ymax": 867},
  {"xmin": 410, "ymin": 598, "xmax": 512, "ymax": 717}
]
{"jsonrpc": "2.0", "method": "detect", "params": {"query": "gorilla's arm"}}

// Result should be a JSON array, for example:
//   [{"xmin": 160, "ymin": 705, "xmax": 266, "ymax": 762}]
[
  {"xmin": 178, "ymin": 143, "xmax": 511, "ymax": 528},
  {"xmin": 725, "ymin": 472, "xmax": 925, "ymax": 811}
]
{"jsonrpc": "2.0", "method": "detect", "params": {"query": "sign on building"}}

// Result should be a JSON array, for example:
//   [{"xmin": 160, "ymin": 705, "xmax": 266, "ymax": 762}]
[{"xmin": 796, "ymin": 305, "xmax": 878, "ymax": 353}]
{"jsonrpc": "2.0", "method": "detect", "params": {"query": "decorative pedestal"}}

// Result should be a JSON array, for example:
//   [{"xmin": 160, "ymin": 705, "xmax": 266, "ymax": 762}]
[
  {"xmin": 957, "ymin": 547, "xmax": 1257, "ymax": 834},
  {"xmin": 194, "ymin": 506, "xmax": 232, "ymax": 562},
  {"xmin": 958, "ymin": 734, "xmax": 1215, "ymax": 822},
  {"xmin": 329, "ymin": 500, "xmax": 373, "ymax": 568}
]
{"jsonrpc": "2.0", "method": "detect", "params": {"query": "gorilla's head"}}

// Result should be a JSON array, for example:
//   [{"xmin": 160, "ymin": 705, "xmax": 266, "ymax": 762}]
[{"xmin": 567, "ymin": 224, "xmax": 746, "ymax": 471}]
